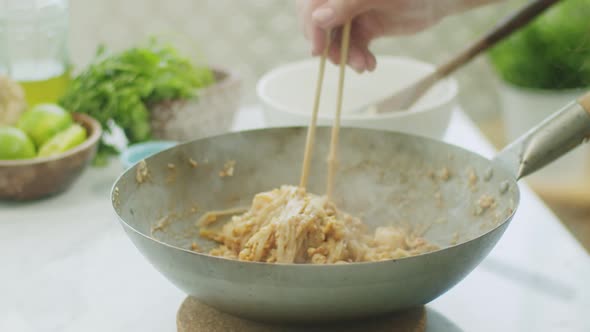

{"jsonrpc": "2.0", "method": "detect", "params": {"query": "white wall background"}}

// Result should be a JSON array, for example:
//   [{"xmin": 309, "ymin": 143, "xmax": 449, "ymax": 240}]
[{"xmin": 69, "ymin": 0, "xmax": 518, "ymax": 122}]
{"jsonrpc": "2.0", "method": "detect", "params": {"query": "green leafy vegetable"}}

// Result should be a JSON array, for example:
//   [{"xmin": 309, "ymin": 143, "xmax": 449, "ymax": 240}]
[
  {"xmin": 60, "ymin": 39, "xmax": 214, "ymax": 163},
  {"xmin": 489, "ymin": 0, "xmax": 590, "ymax": 90}
]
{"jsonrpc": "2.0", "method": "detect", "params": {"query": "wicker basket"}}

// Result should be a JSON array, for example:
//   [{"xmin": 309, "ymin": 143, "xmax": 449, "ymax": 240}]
[{"xmin": 149, "ymin": 68, "xmax": 241, "ymax": 142}]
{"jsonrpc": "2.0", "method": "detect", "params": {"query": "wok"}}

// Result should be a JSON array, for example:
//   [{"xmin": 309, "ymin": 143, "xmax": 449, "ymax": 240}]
[{"xmin": 112, "ymin": 92, "xmax": 590, "ymax": 322}]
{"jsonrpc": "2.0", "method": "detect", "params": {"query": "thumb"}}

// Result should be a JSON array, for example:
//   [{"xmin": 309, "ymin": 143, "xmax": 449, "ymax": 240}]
[{"xmin": 312, "ymin": 0, "xmax": 371, "ymax": 29}]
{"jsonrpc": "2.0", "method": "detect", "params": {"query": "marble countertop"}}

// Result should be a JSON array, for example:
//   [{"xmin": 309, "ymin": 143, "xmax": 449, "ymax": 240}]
[{"xmin": 1, "ymin": 108, "xmax": 588, "ymax": 332}]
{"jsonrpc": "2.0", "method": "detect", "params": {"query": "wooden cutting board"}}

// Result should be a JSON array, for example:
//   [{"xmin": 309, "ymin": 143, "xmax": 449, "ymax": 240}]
[{"xmin": 177, "ymin": 297, "xmax": 427, "ymax": 332}]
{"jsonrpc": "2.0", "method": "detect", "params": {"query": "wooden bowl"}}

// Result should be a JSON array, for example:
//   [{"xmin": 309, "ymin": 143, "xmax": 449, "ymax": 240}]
[
  {"xmin": 0, "ymin": 113, "xmax": 101, "ymax": 200},
  {"xmin": 149, "ymin": 68, "xmax": 242, "ymax": 141}
]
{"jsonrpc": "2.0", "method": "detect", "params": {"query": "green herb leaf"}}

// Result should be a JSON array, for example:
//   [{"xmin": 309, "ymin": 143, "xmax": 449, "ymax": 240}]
[
  {"xmin": 60, "ymin": 39, "xmax": 215, "ymax": 161},
  {"xmin": 488, "ymin": 0, "xmax": 590, "ymax": 90}
]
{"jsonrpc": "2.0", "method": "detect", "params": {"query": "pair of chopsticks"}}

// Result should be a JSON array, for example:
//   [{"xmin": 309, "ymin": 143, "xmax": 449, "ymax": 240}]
[{"xmin": 299, "ymin": 21, "xmax": 352, "ymax": 200}]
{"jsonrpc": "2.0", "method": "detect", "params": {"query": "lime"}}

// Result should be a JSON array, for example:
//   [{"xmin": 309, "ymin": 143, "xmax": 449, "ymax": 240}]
[
  {"xmin": 18, "ymin": 103, "xmax": 73, "ymax": 147},
  {"xmin": 38, "ymin": 124, "xmax": 87, "ymax": 157},
  {"xmin": 0, "ymin": 126, "xmax": 36, "ymax": 160}
]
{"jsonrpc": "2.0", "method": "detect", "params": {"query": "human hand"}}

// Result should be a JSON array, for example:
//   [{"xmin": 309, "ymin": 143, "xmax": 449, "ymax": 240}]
[{"xmin": 297, "ymin": 0, "xmax": 500, "ymax": 72}]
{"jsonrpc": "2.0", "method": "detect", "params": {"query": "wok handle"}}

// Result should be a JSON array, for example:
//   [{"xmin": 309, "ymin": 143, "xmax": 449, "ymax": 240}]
[{"xmin": 494, "ymin": 91, "xmax": 590, "ymax": 180}]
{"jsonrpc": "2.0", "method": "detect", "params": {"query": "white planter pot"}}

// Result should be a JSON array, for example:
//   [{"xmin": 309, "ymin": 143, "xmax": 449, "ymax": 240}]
[{"xmin": 497, "ymin": 81, "xmax": 590, "ymax": 199}]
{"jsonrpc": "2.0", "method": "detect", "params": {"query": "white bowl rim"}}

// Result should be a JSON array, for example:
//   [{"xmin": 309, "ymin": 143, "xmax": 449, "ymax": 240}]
[{"xmin": 256, "ymin": 55, "xmax": 458, "ymax": 120}]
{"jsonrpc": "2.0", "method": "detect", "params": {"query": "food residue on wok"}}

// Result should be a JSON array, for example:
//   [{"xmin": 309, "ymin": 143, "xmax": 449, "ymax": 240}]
[
  {"xmin": 112, "ymin": 186, "xmax": 120, "ymax": 210},
  {"xmin": 467, "ymin": 168, "xmax": 478, "ymax": 191},
  {"xmin": 188, "ymin": 158, "xmax": 199, "ymax": 168},
  {"xmin": 136, "ymin": 160, "xmax": 150, "ymax": 184},
  {"xmin": 438, "ymin": 167, "xmax": 451, "ymax": 181},
  {"xmin": 479, "ymin": 195, "xmax": 495, "ymax": 209},
  {"xmin": 474, "ymin": 194, "xmax": 496, "ymax": 216},
  {"xmin": 219, "ymin": 160, "xmax": 236, "ymax": 178},
  {"xmin": 166, "ymin": 163, "xmax": 177, "ymax": 184},
  {"xmin": 427, "ymin": 167, "xmax": 452, "ymax": 182},
  {"xmin": 199, "ymin": 185, "xmax": 438, "ymax": 264},
  {"xmin": 190, "ymin": 242, "xmax": 202, "ymax": 252},
  {"xmin": 151, "ymin": 216, "xmax": 171, "ymax": 236},
  {"xmin": 189, "ymin": 204, "xmax": 199, "ymax": 215}
]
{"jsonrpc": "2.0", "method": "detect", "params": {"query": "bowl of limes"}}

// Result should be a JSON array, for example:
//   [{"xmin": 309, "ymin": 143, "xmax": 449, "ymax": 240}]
[{"xmin": 0, "ymin": 103, "xmax": 101, "ymax": 200}]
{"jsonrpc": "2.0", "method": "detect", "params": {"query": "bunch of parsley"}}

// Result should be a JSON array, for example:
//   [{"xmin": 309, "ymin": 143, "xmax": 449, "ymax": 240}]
[{"xmin": 60, "ymin": 40, "xmax": 214, "ymax": 165}]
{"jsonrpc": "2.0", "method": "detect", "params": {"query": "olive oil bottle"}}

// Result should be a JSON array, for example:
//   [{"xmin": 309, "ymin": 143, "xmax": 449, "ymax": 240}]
[
  {"xmin": 0, "ymin": 0, "xmax": 70, "ymax": 107},
  {"xmin": 13, "ymin": 61, "xmax": 71, "ymax": 106}
]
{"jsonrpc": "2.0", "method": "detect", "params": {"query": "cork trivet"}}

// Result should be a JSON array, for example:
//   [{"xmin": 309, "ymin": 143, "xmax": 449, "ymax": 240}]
[{"xmin": 177, "ymin": 297, "xmax": 426, "ymax": 332}]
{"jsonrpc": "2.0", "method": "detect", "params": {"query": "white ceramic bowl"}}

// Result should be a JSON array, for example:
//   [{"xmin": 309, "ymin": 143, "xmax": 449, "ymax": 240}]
[{"xmin": 257, "ymin": 56, "xmax": 458, "ymax": 139}]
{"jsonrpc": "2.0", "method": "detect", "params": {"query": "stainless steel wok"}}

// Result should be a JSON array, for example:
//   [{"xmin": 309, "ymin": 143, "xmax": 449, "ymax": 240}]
[{"xmin": 112, "ymin": 93, "xmax": 590, "ymax": 322}]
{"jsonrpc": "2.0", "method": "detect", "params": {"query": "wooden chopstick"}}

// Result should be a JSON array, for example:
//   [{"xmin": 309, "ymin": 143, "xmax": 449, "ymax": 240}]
[
  {"xmin": 299, "ymin": 20, "xmax": 353, "ymax": 201},
  {"xmin": 299, "ymin": 30, "xmax": 332, "ymax": 189},
  {"xmin": 326, "ymin": 21, "xmax": 352, "ymax": 199}
]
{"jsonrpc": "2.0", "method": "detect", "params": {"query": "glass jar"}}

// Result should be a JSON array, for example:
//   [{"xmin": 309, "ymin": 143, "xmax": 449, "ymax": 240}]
[{"xmin": 0, "ymin": 0, "xmax": 70, "ymax": 107}]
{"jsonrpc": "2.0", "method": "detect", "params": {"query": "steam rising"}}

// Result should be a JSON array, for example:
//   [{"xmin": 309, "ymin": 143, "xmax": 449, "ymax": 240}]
[{"xmin": 115, "ymin": 127, "xmax": 517, "ymax": 251}]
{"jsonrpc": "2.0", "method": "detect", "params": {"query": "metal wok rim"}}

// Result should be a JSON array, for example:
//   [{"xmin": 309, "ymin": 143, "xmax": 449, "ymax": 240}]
[{"xmin": 111, "ymin": 126, "xmax": 520, "ymax": 269}]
